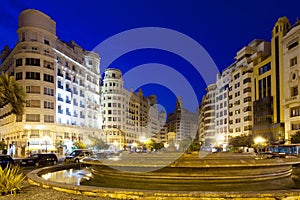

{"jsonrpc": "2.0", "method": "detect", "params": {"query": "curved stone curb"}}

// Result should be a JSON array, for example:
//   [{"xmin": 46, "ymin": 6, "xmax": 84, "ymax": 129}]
[{"xmin": 26, "ymin": 164, "xmax": 300, "ymax": 199}]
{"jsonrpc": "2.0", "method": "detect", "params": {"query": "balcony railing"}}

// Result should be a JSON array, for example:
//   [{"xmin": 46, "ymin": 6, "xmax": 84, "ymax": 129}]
[{"xmin": 57, "ymin": 97, "xmax": 64, "ymax": 102}]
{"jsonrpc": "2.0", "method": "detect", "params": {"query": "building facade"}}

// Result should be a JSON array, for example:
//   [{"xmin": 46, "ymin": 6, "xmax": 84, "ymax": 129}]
[
  {"xmin": 0, "ymin": 9, "xmax": 102, "ymax": 156},
  {"xmin": 282, "ymin": 19, "xmax": 300, "ymax": 142},
  {"xmin": 101, "ymin": 68, "xmax": 161, "ymax": 150},
  {"xmin": 198, "ymin": 84, "xmax": 216, "ymax": 148},
  {"xmin": 167, "ymin": 97, "xmax": 198, "ymax": 148},
  {"xmin": 214, "ymin": 64, "xmax": 235, "ymax": 148}
]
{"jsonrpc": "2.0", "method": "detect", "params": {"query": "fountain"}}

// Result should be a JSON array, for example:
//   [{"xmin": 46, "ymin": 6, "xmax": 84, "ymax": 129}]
[{"xmin": 27, "ymin": 152, "xmax": 300, "ymax": 199}]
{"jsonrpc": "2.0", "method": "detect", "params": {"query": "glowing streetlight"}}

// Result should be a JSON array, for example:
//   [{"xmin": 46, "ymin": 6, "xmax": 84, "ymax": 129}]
[
  {"xmin": 254, "ymin": 136, "xmax": 266, "ymax": 159},
  {"xmin": 254, "ymin": 136, "xmax": 265, "ymax": 144}
]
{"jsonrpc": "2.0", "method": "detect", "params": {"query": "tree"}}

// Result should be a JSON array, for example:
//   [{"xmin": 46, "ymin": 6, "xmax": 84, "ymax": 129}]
[
  {"xmin": 144, "ymin": 139, "xmax": 155, "ymax": 150},
  {"xmin": 73, "ymin": 141, "xmax": 86, "ymax": 149},
  {"xmin": 87, "ymin": 136, "xmax": 109, "ymax": 150},
  {"xmin": 228, "ymin": 134, "xmax": 254, "ymax": 148},
  {"xmin": 0, "ymin": 73, "xmax": 26, "ymax": 115},
  {"xmin": 153, "ymin": 141, "xmax": 165, "ymax": 151},
  {"xmin": 291, "ymin": 131, "xmax": 300, "ymax": 143}
]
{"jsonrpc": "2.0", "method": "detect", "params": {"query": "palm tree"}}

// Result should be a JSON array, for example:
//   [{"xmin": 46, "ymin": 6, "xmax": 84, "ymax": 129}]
[{"xmin": 0, "ymin": 73, "xmax": 26, "ymax": 115}]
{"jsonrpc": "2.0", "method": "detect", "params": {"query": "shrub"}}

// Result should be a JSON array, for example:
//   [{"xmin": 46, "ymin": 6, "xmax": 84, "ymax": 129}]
[{"xmin": 0, "ymin": 164, "xmax": 25, "ymax": 195}]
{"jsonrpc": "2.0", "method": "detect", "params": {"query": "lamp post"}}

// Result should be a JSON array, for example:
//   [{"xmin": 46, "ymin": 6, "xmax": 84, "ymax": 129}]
[{"xmin": 254, "ymin": 136, "xmax": 265, "ymax": 159}]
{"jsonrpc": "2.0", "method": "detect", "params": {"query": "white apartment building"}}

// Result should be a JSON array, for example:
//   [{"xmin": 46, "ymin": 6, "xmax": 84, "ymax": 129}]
[
  {"xmin": 0, "ymin": 9, "xmax": 101, "ymax": 156},
  {"xmin": 101, "ymin": 68, "xmax": 161, "ymax": 150},
  {"xmin": 198, "ymin": 84, "xmax": 216, "ymax": 147},
  {"xmin": 282, "ymin": 21, "xmax": 300, "ymax": 141},
  {"xmin": 214, "ymin": 64, "xmax": 235, "ymax": 148},
  {"xmin": 228, "ymin": 40, "xmax": 269, "ymax": 138}
]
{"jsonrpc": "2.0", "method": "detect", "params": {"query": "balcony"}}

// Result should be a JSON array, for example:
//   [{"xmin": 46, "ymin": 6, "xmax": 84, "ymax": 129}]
[
  {"xmin": 58, "ymin": 109, "xmax": 63, "ymax": 114},
  {"xmin": 80, "ymin": 104, "xmax": 85, "ymax": 108},
  {"xmin": 284, "ymin": 95, "xmax": 300, "ymax": 105},
  {"xmin": 58, "ymin": 85, "xmax": 63, "ymax": 89},
  {"xmin": 57, "ymin": 97, "xmax": 64, "ymax": 102},
  {"xmin": 66, "ymin": 99, "xmax": 71, "ymax": 104},
  {"xmin": 73, "ymin": 113, "xmax": 78, "ymax": 117},
  {"xmin": 73, "ymin": 102, "xmax": 78, "ymax": 106},
  {"xmin": 66, "ymin": 111, "xmax": 71, "ymax": 116},
  {"xmin": 57, "ymin": 72, "xmax": 63, "ymax": 77}
]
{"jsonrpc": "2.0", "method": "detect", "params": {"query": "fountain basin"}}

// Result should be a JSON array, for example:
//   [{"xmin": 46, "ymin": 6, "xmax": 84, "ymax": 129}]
[{"xmin": 26, "ymin": 153, "xmax": 300, "ymax": 199}]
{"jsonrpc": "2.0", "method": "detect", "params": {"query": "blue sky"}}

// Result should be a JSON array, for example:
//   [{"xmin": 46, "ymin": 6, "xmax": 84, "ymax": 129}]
[{"xmin": 1, "ymin": 0, "xmax": 300, "ymax": 113}]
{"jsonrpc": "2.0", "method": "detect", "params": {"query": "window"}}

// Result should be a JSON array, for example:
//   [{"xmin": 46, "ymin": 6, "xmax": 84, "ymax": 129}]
[
  {"xmin": 26, "ymin": 100, "xmax": 40, "ymax": 108},
  {"xmin": 235, "ymin": 91, "xmax": 240, "ymax": 97},
  {"xmin": 43, "ymin": 74, "xmax": 54, "ymax": 83},
  {"xmin": 234, "ymin": 100, "xmax": 240, "ymax": 105},
  {"xmin": 44, "ymin": 61, "xmax": 54, "ymax": 70},
  {"xmin": 292, "ymin": 123, "xmax": 300, "ymax": 130},
  {"xmin": 21, "ymin": 32, "xmax": 25, "ymax": 41},
  {"xmin": 291, "ymin": 86, "xmax": 298, "ymax": 97},
  {"xmin": 288, "ymin": 41, "xmax": 299, "ymax": 50},
  {"xmin": 44, "ymin": 101, "xmax": 54, "ymax": 109},
  {"xmin": 16, "ymin": 58, "xmax": 22, "ymax": 67},
  {"xmin": 235, "ymin": 109, "xmax": 240, "ymax": 114},
  {"xmin": 244, "ymin": 97, "xmax": 252, "ymax": 103},
  {"xmin": 25, "ymin": 58, "xmax": 40, "ymax": 66},
  {"xmin": 243, "ymin": 78, "xmax": 251, "ymax": 84},
  {"xmin": 243, "ymin": 87, "xmax": 251, "ymax": 93},
  {"xmin": 44, "ymin": 40, "xmax": 50, "ymax": 45},
  {"xmin": 26, "ymin": 114, "xmax": 40, "ymax": 122},
  {"xmin": 26, "ymin": 86, "xmax": 40, "ymax": 94},
  {"xmin": 16, "ymin": 115, "xmax": 22, "ymax": 122},
  {"xmin": 259, "ymin": 63, "xmax": 271, "ymax": 75},
  {"xmin": 234, "ymin": 82, "xmax": 240, "ymax": 88},
  {"xmin": 290, "ymin": 57, "xmax": 297, "ymax": 67},
  {"xmin": 235, "ymin": 118, "xmax": 241, "ymax": 123},
  {"xmin": 25, "ymin": 72, "xmax": 40, "ymax": 80},
  {"xmin": 244, "ymin": 106, "xmax": 252, "ymax": 112},
  {"xmin": 234, "ymin": 73, "xmax": 240, "ymax": 80},
  {"xmin": 44, "ymin": 115, "xmax": 54, "ymax": 123},
  {"xmin": 244, "ymin": 125, "xmax": 252, "ymax": 131},
  {"xmin": 44, "ymin": 87, "xmax": 54, "ymax": 96},
  {"xmin": 244, "ymin": 116, "xmax": 252, "ymax": 121},
  {"xmin": 291, "ymin": 106, "xmax": 300, "ymax": 117},
  {"xmin": 16, "ymin": 72, "xmax": 22, "ymax": 80},
  {"xmin": 235, "ymin": 127, "xmax": 241, "ymax": 132}
]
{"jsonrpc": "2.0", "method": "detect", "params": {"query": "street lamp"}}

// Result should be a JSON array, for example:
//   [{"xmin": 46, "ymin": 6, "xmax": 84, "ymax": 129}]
[{"xmin": 254, "ymin": 136, "xmax": 265, "ymax": 159}]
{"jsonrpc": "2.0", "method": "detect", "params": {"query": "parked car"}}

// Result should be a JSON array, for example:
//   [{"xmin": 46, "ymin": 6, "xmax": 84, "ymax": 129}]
[
  {"xmin": 64, "ymin": 149, "xmax": 93, "ymax": 163},
  {"xmin": 0, "ymin": 154, "xmax": 14, "ymax": 169},
  {"xmin": 20, "ymin": 153, "xmax": 58, "ymax": 167}
]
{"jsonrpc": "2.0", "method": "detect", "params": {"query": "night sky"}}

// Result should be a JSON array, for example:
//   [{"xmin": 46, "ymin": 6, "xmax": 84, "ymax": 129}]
[{"xmin": 1, "ymin": 0, "xmax": 300, "ymax": 113}]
